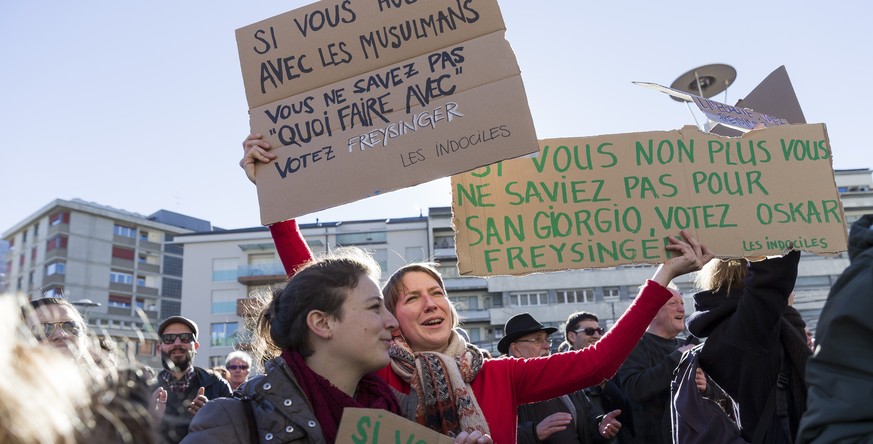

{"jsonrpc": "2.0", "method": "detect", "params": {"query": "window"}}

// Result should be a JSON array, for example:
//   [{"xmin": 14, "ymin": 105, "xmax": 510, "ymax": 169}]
[
  {"xmin": 248, "ymin": 253, "xmax": 275, "ymax": 265},
  {"xmin": 211, "ymin": 322, "xmax": 239, "ymax": 347},
  {"xmin": 405, "ymin": 247, "xmax": 424, "ymax": 262},
  {"xmin": 163, "ymin": 255, "xmax": 183, "ymax": 276},
  {"xmin": 50, "ymin": 211, "xmax": 70, "ymax": 226},
  {"xmin": 164, "ymin": 233, "xmax": 183, "ymax": 255},
  {"xmin": 112, "ymin": 246, "xmax": 135, "ymax": 260},
  {"xmin": 140, "ymin": 231, "xmax": 150, "ymax": 241},
  {"xmin": 433, "ymin": 235, "xmax": 455, "ymax": 249},
  {"xmin": 467, "ymin": 327, "xmax": 481, "ymax": 342},
  {"xmin": 556, "ymin": 288, "xmax": 594, "ymax": 304},
  {"xmin": 162, "ymin": 278, "xmax": 182, "ymax": 299},
  {"xmin": 209, "ymin": 356, "xmax": 225, "ymax": 368},
  {"xmin": 110, "ymin": 271, "xmax": 133, "ymax": 285},
  {"xmin": 436, "ymin": 263, "xmax": 459, "ymax": 278},
  {"xmin": 510, "ymin": 291, "xmax": 547, "ymax": 306},
  {"xmin": 109, "ymin": 294, "xmax": 132, "ymax": 308},
  {"xmin": 136, "ymin": 275, "xmax": 146, "ymax": 287},
  {"xmin": 32, "ymin": 224, "xmax": 38, "ymax": 237},
  {"xmin": 138, "ymin": 339, "xmax": 157, "ymax": 357},
  {"xmin": 46, "ymin": 234, "xmax": 68, "ymax": 252},
  {"xmin": 603, "ymin": 287, "xmax": 620, "ymax": 301},
  {"xmin": 335, "ymin": 231, "xmax": 387, "ymax": 245},
  {"xmin": 212, "ymin": 289, "xmax": 238, "ymax": 314},
  {"xmin": 451, "ymin": 296, "xmax": 479, "ymax": 310},
  {"xmin": 212, "ymin": 258, "xmax": 238, "ymax": 281},
  {"xmin": 114, "ymin": 224, "xmax": 136, "ymax": 238},
  {"xmin": 46, "ymin": 261, "xmax": 66, "ymax": 276},
  {"xmin": 161, "ymin": 299, "xmax": 181, "ymax": 319},
  {"xmin": 372, "ymin": 249, "xmax": 388, "ymax": 272}
]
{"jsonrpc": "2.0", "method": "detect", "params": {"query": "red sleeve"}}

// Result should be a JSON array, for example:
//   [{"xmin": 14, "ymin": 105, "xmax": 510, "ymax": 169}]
[
  {"xmin": 510, "ymin": 280, "xmax": 673, "ymax": 404},
  {"xmin": 269, "ymin": 219, "xmax": 314, "ymax": 277}
]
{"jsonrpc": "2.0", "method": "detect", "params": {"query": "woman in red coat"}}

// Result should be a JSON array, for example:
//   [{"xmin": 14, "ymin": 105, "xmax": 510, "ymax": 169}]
[{"xmin": 242, "ymin": 135, "xmax": 715, "ymax": 443}]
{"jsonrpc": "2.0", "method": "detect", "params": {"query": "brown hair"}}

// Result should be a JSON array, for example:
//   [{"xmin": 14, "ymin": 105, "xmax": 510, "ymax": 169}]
[
  {"xmin": 382, "ymin": 262, "xmax": 460, "ymax": 329},
  {"xmin": 253, "ymin": 247, "xmax": 381, "ymax": 359},
  {"xmin": 695, "ymin": 258, "xmax": 748, "ymax": 294},
  {"xmin": 565, "ymin": 311, "xmax": 599, "ymax": 337}
]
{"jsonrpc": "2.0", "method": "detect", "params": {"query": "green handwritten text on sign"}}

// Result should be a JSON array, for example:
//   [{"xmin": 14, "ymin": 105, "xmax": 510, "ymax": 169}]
[{"xmin": 451, "ymin": 124, "xmax": 847, "ymax": 276}]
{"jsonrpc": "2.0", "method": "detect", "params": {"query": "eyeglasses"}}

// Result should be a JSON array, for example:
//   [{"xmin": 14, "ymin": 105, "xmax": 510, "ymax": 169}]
[
  {"xmin": 515, "ymin": 337, "xmax": 551, "ymax": 345},
  {"xmin": 573, "ymin": 327, "xmax": 605, "ymax": 336},
  {"xmin": 34, "ymin": 321, "xmax": 82, "ymax": 338},
  {"xmin": 161, "ymin": 333, "xmax": 195, "ymax": 344},
  {"xmin": 227, "ymin": 365, "xmax": 249, "ymax": 371}
]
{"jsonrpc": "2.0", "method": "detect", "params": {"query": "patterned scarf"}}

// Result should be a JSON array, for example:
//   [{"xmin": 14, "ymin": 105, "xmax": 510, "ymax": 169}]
[
  {"xmin": 388, "ymin": 331, "xmax": 490, "ymax": 437},
  {"xmin": 281, "ymin": 349, "xmax": 401, "ymax": 444},
  {"xmin": 159, "ymin": 367, "xmax": 195, "ymax": 394}
]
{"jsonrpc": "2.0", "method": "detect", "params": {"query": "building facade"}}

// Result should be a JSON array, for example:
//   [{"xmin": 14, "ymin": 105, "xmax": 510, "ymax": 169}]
[{"xmin": 2, "ymin": 199, "xmax": 212, "ymax": 366}]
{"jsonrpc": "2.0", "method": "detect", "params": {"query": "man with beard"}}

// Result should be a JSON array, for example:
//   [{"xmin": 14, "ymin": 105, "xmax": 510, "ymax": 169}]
[
  {"xmin": 154, "ymin": 316, "xmax": 231, "ymax": 443},
  {"xmin": 617, "ymin": 288, "xmax": 705, "ymax": 444}
]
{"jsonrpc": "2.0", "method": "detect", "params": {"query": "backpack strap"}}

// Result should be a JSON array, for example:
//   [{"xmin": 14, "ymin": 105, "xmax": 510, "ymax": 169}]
[{"xmin": 752, "ymin": 367, "xmax": 789, "ymax": 444}]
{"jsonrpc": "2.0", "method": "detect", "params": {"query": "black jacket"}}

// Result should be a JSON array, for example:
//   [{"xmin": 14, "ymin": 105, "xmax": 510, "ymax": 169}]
[
  {"xmin": 798, "ymin": 214, "xmax": 873, "ymax": 443},
  {"xmin": 617, "ymin": 333, "xmax": 683, "ymax": 444},
  {"xmin": 686, "ymin": 251, "xmax": 808, "ymax": 443},
  {"xmin": 156, "ymin": 367, "xmax": 233, "ymax": 444}
]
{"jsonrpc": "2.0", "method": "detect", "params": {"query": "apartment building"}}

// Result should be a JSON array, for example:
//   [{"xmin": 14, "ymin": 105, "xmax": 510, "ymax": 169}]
[{"xmin": 2, "ymin": 199, "xmax": 213, "ymax": 366}]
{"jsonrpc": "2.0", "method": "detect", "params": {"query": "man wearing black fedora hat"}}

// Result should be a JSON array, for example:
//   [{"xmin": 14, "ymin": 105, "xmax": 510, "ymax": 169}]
[{"xmin": 502, "ymin": 313, "xmax": 621, "ymax": 443}]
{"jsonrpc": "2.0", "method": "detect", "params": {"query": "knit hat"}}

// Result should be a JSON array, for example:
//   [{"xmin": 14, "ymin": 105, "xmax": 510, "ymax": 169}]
[{"xmin": 157, "ymin": 315, "xmax": 199, "ymax": 339}]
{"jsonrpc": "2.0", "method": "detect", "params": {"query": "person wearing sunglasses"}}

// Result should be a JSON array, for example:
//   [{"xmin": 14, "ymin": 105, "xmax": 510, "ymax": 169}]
[
  {"xmin": 27, "ymin": 298, "xmax": 89, "ymax": 360},
  {"xmin": 223, "ymin": 351, "xmax": 252, "ymax": 391},
  {"xmin": 154, "ymin": 315, "xmax": 232, "ymax": 444},
  {"xmin": 565, "ymin": 311, "xmax": 637, "ymax": 444}
]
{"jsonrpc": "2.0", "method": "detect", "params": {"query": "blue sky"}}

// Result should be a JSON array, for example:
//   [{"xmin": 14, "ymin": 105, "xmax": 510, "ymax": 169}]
[{"xmin": 2, "ymin": 1, "xmax": 870, "ymax": 232}]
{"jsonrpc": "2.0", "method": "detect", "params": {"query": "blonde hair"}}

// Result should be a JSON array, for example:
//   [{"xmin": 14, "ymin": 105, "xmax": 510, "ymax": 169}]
[
  {"xmin": 695, "ymin": 258, "xmax": 748, "ymax": 294},
  {"xmin": 2, "ymin": 295, "xmax": 90, "ymax": 443},
  {"xmin": 4, "ymin": 294, "xmax": 156, "ymax": 444}
]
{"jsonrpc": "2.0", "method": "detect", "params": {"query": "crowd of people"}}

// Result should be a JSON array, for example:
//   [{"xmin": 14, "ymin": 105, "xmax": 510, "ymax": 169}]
[{"xmin": 2, "ymin": 136, "xmax": 869, "ymax": 444}]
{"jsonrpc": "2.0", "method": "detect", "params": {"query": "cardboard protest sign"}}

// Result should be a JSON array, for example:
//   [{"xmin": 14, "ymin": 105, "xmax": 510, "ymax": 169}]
[
  {"xmin": 452, "ymin": 124, "xmax": 848, "ymax": 276},
  {"xmin": 336, "ymin": 408, "xmax": 454, "ymax": 444},
  {"xmin": 236, "ymin": 0, "xmax": 538, "ymax": 225}
]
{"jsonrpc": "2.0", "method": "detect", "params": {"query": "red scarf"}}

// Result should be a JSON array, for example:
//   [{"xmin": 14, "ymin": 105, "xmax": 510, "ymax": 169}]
[{"xmin": 281, "ymin": 349, "xmax": 401, "ymax": 443}]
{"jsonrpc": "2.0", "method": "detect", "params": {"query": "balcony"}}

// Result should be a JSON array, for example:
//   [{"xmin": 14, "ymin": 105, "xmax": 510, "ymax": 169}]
[
  {"xmin": 433, "ymin": 247, "xmax": 457, "ymax": 260},
  {"xmin": 111, "ymin": 257, "xmax": 135, "ymax": 270},
  {"xmin": 47, "ymin": 223, "xmax": 69, "ymax": 237},
  {"xmin": 43, "ymin": 273, "xmax": 65, "ymax": 286},
  {"xmin": 237, "ymin": 263, "xmax": 286, "ymax": 285},
  {"xmin": 108, "ymin": 306, "xmax": 131, "ymax": 316},
  {"xmin": 457, "ymin": 309, "xmax": 490, "ymax": 322},
  {"xmin": 110, "ymin": 282, "xmax": 133, "ymax": 293},
  {"xmin": 135, "ymin": 285, "xmax": 159, "ymax": 296},
  {"xmin": 113, "ymin": 235, "xmax": 136, "ymax": 247},
  {"xmin": 139, "ymin": 239, "xmax": 161, "ymax": 252},
  {"xmin": 45, "ymin": 248, "xmax": 68, "ymax": 262},
  {"xmin": 137, "ymin": 262, "xmax": 160, "ymax": 274}
]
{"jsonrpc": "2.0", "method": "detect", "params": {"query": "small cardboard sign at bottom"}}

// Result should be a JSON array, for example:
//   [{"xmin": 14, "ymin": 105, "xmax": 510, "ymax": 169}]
[{"xmin": 336, "ymin": 408, "xmax": 454, "ymax": 444}]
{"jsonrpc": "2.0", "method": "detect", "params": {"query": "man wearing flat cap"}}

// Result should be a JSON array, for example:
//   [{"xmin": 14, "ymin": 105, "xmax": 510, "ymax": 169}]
[
  {"xmin": 153, "ymin": 315, "xmax": 232, "ymax": 443},
  {"xmin": 501, "ymin": 313, "xmax": 615, "ymax": 444}
]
